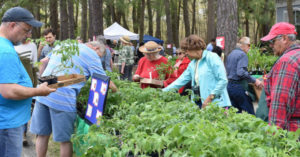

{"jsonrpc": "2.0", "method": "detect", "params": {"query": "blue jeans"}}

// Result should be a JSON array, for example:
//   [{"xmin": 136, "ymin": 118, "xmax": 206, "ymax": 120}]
[
  {"xmin": 227, "ymin": 83, "xmax": 255, "ymax": 115},
  {"xmin": 195, "ymin": 98, "xmax": 202, "ymax": 108},
  {"xmin": 0, "ymin": 126, "xmax": 23, "ymax": 157}
]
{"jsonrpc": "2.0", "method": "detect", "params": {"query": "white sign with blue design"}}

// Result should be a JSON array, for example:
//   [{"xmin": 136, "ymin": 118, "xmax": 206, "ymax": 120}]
[{"xmin": 85, "ymin": 73, "xmax": 110, "ymax": 125}]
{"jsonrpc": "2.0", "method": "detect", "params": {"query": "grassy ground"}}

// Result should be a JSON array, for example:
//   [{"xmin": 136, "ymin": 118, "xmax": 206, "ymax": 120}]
[
  {"xmin": 48, "ymin": 136, "xmax": 60, "ymax": 157},
  {"xmin": 48, "ymin": 136, "xmax": 77, "ymax": 157}
]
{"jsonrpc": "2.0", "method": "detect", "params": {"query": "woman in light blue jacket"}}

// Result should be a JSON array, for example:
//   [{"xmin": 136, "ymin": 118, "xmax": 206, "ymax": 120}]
[{"xmin": 163, "ymin": 35, "xmax": 231, "ymax": 108}]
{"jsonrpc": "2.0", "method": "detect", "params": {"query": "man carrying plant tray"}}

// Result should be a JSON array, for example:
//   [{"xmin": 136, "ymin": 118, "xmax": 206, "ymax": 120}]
[
  {"xmin": 0, "ymin": 7, "xmax": 56, "ymax": 157},
  {"xmin": 29, "ymin": 41, "xmax": 110, "ymax": 157},
  {"xmin": 261, "ymin": 22, "xmax": 300, "ymax": 132}
]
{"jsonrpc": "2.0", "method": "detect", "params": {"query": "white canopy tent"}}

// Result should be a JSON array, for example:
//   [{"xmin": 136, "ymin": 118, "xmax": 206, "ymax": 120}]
[{"xmin": 104, "ymin": 22, "xmax": 139, "ymax": 41}]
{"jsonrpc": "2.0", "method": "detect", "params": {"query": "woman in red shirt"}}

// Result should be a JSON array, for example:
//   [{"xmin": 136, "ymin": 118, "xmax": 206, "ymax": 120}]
[
  {"xmin": 133, "ymin": 41, "xmax": 168, "ymax": 89},
  {"xmin": 163, "ymin": 49, "xmax": 190, "ymax": 93}
]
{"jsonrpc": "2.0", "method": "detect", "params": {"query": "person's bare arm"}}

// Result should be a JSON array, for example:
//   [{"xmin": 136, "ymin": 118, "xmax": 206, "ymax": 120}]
[
  {"xmin": 39, "ymin": 57, "xmax": 50, "ymax": 76},
  {"xmin": 110, "ymin": 59, "xmax": 113, "ymax": 70},
  {"xmin": 121, "ymin": 62, "xmax": 125, "ymax": 74},
  {"xmin": 109, "ymin": 81, "xmax": 118, "ymax": 93},
  {"xmin": 37, "ymin": 43, "xmax": 44, "ymax": 60},
  {"xmin": 0, "ymin": 82, "xmax": 56, "ymax": 100}
]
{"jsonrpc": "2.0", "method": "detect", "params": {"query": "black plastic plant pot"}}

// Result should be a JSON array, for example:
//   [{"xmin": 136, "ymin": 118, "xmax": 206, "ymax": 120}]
[
  {"xmin": 249, "ymin": 70, "xmax": 263, "ymax": 75},
  {"xmin": 38, "ymin": 75, "xmax": 58, "ymax": 85}
]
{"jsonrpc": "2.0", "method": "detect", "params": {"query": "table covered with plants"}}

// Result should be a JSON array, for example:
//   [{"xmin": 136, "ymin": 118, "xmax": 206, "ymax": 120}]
[{"xmin": 72, "ymin": 72, "xmax": 300, "ymax": 157}]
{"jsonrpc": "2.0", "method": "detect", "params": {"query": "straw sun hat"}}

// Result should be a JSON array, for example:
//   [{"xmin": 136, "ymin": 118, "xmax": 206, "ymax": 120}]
[
  {"xmin": 139, "ymin": 41, "xmax": 162, "ymax": 54},
  {"xmin": 120, "ymin": 35, "xmax": 131, "ymax": 44}
]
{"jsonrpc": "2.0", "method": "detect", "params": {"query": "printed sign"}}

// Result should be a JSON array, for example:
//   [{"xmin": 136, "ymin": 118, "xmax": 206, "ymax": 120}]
[
  {"xmin": 167, "ymin": 44, "xmax": 172, "ymax": 49},
  {"xmin": 85, "ymin": 73, "xmax": 110, "ymax": 125},
  {"xmin": 216, "ymin": 36, "xmax": 225, "ymax": 50}
]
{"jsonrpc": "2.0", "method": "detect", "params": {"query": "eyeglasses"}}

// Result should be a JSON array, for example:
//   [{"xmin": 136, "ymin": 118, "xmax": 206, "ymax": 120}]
[
  {"xmin": 176, "ymin": 52, "xmax": 183, "ymax": 55},
  {"xmin": 269, "ymin": 35, "xmax": 283, "ymax": 44},
  {"xmin": 16, "ymin": 22, "xmax": 32, "ymax": 35}
]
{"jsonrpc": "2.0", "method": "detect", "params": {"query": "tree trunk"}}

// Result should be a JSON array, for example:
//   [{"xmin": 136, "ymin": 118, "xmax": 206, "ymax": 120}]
[
  {"xmin": 177, "ymin": 0, "xmax": 181, "ymax": 43},
  {"xmin": 207, "ymin": 0, "xmax": 216, "ymax": 43},
  {"xmin": 68, "ymin": 0, "xmax": 75, "ymax": 39},
  {"xmin": 110, "ymin": 0, "xmax": 117, "ymax": 23},
  {"xmin": 287, "ymin": 0, "xmax": 295, "ymax": 24},
  {"xmin": 191, "ymin": 0, "xmax": 196, "ymax": 34},
  {"xmin": 99, "ymin": 0, "xmax": 104, "ymax": 35},
  {"xmin": 81, "ymin": 0, "xmax": 88, "ymax": 42},
  {"xmin": 115, "ymin": 4, "xmax": 122, "ymax": 24},
  {"xmin": 147, "ymin": 0, "xmax": 153, "ymax": 36},
  {"xmin": 49, "ymin": 0, "xmax": 59, "ymax": 38},
  {"xmin": 60, "ymin": 0, "xmax": 69, "ymax": 40},
  {"xmin": 171, "ymin": 0, "xmax": 179, "ymax": 47},
  {"xmin": 164, "ymin": 0, "xmax": 173, "ymax": 54},
  {"xmin": 155, "ymin": 0, "xmax": 162, "ymax": 39},
  {"xmin": 91, "ymin": 0, "xmax": 103, "ymax": 36},
  {"xmin": 104, "ymin": 0, "xmax": 112, "ymax": 27},
  {"xmin": 183, "ymin": 0, "xmax": 190, "ymax": 37},
  {"xmin": 121, "ymin": 11, "xmax": 129, "ymax": 30},
  {"xmin": 139, "ymin": 0, "xmax": 145, "ymax": 43},
  {"xmin": 255, "ymin": 22, "xmax": 260, "ymax": 44},
  {"xmin": 30, "ymin": 0, "xmax": 41, "ymax": 39},
  {"xmin": 260, "ymin": 0, "xmax": 272, "ymax": 38},
  {"xmin": 132, "ymin": 1, "xmax": 139, "ymax": 33},
  {"xmin": 245, "ymin": 18, "xmax": 249, "ymax": 36},
  {"xmin": 217, "ymin": 0, "xmax": 238, "ymax": 57},
  {"xmin": 44, "ymin": 0, "xmax": 48, "ymax": 26},
  {"xmin": 75, "ymin": 0, "xmax": 80, "ymax": 34},
  {"xmin": 88, "ymin": 0, "xmax": 93, "ymax": 40}
]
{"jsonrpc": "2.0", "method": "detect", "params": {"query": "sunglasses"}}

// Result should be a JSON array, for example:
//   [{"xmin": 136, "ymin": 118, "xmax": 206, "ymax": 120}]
[{"xmin": 269, "ymin": 35, "xmax": 283, "ymax": 44}]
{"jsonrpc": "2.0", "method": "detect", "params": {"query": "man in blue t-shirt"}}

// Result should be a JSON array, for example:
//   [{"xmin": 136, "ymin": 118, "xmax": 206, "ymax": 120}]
[{"xmin": 0, "ymin": 7, "xmax": 56, "ymax": 157}]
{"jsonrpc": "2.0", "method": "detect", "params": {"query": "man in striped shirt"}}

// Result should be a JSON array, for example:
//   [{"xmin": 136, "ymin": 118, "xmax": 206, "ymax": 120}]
[
  {"xmin": 30, "ymin": 43, "xmax": 107, "ymax": 157},
  {"xmin": 15, "ymin": 34, "xmax": 38, "ymax": 87},
  {"xmin": 261, "ymin": 22, "xmax": 300, "ymax": 132}
]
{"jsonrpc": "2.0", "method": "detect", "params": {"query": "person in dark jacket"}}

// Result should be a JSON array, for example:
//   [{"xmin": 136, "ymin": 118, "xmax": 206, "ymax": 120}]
[{"xmin": 226, "ymin": 37, "xmax": 263, "ymax": 115}]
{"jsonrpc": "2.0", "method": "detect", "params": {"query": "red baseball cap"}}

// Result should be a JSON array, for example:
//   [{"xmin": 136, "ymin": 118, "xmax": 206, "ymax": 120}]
[{"xmin": 261, "ymin": 22, "xmax": 297, "ymax": 41}]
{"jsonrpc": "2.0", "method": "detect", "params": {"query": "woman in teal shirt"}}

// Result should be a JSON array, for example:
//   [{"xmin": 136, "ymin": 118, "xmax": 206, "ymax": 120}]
[{"xmin": 163, "ymin": 35, "xmax": 231, "ymax": 108}]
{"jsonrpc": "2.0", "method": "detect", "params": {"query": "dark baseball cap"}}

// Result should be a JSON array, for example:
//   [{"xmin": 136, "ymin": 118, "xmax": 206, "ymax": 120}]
[{"xmin": 1, "ymin": 7, "xmax": 43, "ymax": 27}]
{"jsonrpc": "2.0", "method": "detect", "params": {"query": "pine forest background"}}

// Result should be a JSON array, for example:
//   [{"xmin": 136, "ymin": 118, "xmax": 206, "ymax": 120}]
[{"xmin": 0, "ymin": 0, "xmax": 286, "ymax": 56}]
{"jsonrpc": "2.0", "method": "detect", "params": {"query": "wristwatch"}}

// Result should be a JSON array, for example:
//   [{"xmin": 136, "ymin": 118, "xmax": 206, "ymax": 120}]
[{"xmin": 209, "ymin": 94, "xmax": 215, "ymax": 100}]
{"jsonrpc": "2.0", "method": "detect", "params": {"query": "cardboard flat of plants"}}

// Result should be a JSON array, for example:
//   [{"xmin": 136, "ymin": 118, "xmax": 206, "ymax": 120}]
[
  {"xmin": 48, "ymin": 74, "xmax": 86, "ymax": 88},
  {"xmin": 140, "ymin": 78, "xmax": 163, "ymax": 87}
]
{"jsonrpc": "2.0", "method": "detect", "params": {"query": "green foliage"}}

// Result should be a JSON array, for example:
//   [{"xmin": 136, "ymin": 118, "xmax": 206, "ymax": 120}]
[
  {"xmin": 155, "ymin": 55, "xmax": 177, "ymax": 80},
  {"xmin": 72, "ymin": 73, "xmax": 300, "ymax": 157},
  {"xmin": 34, "ymin": 38, "xmax": 81, "ymax": 75},
  {"xmin": 0, "ymin": 0, "xmax": 33, "ymax": 17},
  {"xmin": 247, "ymin": 46, "xmax": 278, "ymax": 72},
  {"xmin": 50, "ymin": 39, "xmax": 80, "ymax": 74},
  {"xmin": 237, "ymin": 0, "xmax": 275, "ymax": 39}
]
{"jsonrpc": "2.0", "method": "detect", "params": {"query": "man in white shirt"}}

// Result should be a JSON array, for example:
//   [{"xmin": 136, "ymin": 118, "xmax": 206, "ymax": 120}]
[{"xmin": 15, "ymin": 33, "xmax": 38, "ymax": 87}]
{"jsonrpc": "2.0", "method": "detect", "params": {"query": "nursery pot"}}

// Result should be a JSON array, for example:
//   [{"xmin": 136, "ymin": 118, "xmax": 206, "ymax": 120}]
[{"xmin": 38, "ymin": 75, "xmax": 58, "ymax": 85}]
